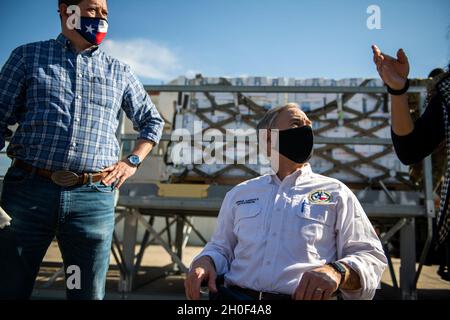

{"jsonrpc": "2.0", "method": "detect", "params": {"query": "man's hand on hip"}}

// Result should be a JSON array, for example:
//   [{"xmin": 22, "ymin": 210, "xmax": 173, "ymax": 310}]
[
  {"xmin": 184, "ymin": 256, "xmax": 218, "ymax": 300},
  {"xmin": 101, "ymin": 160, "xmax": 137, "ymax": 189}
]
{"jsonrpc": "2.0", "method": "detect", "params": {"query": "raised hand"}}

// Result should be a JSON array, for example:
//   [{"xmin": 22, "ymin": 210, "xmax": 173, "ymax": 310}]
[{"xmin": 372, "ymin": 45, "xmax": 410, "ymax": 90}]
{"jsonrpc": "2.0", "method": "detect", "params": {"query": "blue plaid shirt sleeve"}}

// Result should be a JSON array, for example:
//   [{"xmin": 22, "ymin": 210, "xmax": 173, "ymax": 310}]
[
  {"xmin": 121, "ymin": 66, "xmax": 165, "ymax": 144},
  {"xmin": 0, "ymin": 46, "xmax": 26, "ymax": 150}
]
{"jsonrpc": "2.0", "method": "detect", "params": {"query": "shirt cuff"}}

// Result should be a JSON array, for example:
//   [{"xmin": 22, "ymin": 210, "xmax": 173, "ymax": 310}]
[
  {"xmin": 138, "ymin": 130, "xmax": 162, "ymax": 145},
  {"xmin": 192, "ymin": 251, "xmax": 229, "ymax": 276},
  {"xmin": 338, "ymin": 257, "xmax": 377, "ymax": 300}
]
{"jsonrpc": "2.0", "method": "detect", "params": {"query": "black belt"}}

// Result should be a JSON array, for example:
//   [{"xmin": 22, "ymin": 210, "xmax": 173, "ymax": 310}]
[{"xmin": 229, "ymin": 286, "xmax": 292, "ymax": 300}]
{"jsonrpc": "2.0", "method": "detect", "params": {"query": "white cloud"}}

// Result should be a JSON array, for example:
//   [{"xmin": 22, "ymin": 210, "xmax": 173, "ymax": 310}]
[{"xmin": 102, "ymin": 38, "xmax": 183, "ymax": 81}]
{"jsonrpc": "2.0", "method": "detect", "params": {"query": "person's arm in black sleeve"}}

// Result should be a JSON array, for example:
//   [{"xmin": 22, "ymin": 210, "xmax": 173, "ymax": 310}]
[{"xmin": 391, "ymin": 94, "xmax": 445, "ymax": 165}]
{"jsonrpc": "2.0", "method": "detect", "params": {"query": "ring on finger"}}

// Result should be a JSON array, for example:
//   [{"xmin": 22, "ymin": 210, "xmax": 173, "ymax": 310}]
[{"xmin": 314, "ymin": 288, "xmax": 324, "ymax": 294}]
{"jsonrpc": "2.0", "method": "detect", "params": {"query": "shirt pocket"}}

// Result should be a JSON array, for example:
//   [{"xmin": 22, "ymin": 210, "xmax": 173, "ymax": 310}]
[
  {"xmin": 297, "ymin": 204, "xmax": 333, "ymax": 227},
  {"xmin": 233, "ymin": 203, "xmax": 263, "ymax": 246},
  {"xmin": 90, "ymin": 76, "xmax": 115, "ymax": 108},
  {"xmin": 293, "ymin": 203, "xmax": 336, "ymax": 252}
]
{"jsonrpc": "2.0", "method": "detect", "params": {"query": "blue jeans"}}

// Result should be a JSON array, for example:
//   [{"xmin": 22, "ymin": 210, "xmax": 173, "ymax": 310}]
[{"xmin": 0, "ymin": 166, "xmax": 116, "ymax": 300}]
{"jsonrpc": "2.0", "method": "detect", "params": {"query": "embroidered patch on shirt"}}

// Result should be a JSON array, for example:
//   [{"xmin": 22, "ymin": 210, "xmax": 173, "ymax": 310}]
[
  {"xmin": 236, "ymin": 198, "xmax": 259, "ymax": 206},
  {"xmin": 308, "ymin": 190, "xmax": 332, "ymax": 204}
]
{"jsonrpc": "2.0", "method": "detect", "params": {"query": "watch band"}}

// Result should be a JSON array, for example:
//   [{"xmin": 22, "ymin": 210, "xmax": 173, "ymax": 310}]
[{"xmin": 328, "ymin": 262, "xmax": 346, "ymax": 287}]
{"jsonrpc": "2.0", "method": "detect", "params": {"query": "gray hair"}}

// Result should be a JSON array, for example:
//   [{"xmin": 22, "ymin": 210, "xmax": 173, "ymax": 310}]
[{"xmin": 257, "ymin": 103, "xmax": 302, "ymax": 130}]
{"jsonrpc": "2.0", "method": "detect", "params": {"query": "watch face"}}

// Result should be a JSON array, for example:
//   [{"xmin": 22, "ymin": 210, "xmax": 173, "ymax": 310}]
[{"xmin": 128, "ymin": 155, "xmax": 140, "ymax": 166}]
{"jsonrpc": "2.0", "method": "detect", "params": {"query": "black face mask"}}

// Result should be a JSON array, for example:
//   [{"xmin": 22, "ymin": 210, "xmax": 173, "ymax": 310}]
[{"xmin": 277, "ymin": 126, "xmax": 314, "ymax": 164}]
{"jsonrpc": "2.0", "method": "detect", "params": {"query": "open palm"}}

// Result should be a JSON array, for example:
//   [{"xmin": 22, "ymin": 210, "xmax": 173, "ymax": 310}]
[{"xmin": 372, "ymin": 45, "xmax": 410, "ymax": 90}]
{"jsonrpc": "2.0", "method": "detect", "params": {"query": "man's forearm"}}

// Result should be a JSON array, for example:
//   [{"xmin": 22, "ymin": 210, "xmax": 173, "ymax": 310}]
[
  {"xmin": 391, "ymin": 94, "xmax": 414, "ymax": 136},
  {"xmin": 130, "ymin": 139, "xmax": 155, "ymax": 161}
]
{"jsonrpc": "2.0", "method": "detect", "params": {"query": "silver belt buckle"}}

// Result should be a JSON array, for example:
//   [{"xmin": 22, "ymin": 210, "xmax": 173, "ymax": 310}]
[{"xmin": 51, "ymin": 171, "xmax": 80, "ymax": 187}]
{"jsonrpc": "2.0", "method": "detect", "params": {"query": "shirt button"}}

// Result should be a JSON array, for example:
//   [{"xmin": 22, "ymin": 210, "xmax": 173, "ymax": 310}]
[
  {"xmin": 78, "ymin": 73, "xmax": 83, "ymax": 78},
  {"xmin": 272, "ymin": 232, "xmax": 277, "ymax": 237},
  {"xmin": 77, "ymin": 95, "xmax": 81, "ymax": 100},
  {"xmin": 75, "ymin": 117, "xmax": 80, "ymax": 122},
  {"xmin": 72, "ymin": 143, "xmax": 77, "ymax": 147}
]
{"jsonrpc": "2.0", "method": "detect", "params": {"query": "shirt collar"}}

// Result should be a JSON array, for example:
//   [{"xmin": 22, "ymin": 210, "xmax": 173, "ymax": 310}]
[
  {"xmin": 268, "ymin": 163, "xmax": 313, "ymax": 186},
  {"xmin": 56, "ymin": 33, "xmax": 101, "ymax": 56}
]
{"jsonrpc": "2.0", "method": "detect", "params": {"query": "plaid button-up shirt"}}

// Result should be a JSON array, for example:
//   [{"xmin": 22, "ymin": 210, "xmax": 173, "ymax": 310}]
[{"xmin": 0, "ymin": 34, "xmax": 164, "ymax": 173}]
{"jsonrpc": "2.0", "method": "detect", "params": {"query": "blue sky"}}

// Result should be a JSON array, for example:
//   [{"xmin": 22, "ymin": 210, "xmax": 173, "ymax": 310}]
[{"xmin": 0, "ymin": 0, "xmax": 448, "ymax": 84}]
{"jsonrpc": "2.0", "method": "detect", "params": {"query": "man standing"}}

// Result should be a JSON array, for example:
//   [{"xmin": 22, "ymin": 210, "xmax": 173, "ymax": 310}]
[
  {"xmin": 185, "ymin": 104, "xmax": 387, "ymax": 300},
  {"xmin": 0, "ymin": 0, "xmax": 164, "ymax": 299}
]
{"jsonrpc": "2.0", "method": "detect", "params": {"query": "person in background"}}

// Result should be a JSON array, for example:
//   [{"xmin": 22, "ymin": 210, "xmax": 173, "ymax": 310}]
[
  {"xmin": 0, "ymin": 0, "xmax": 164, "ymax": 299},
  {"xmin": 408, "ymin": 68, "xmax": 447, "ymax": 191},
  {"xmin": 372, "ymin": 45, "xmax": 450, "ymax": 281},
  {"xmin": 184, "ymin": 103, "xmax": 387, "ymax": 300}
]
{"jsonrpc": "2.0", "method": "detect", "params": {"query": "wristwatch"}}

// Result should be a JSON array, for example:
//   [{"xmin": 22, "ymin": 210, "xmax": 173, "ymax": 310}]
[
  {"xmin": 328, "ymin": 261, "xmax": 347, "ymax": 287},
  {"xmin": 126, "ymin": 154, "xmax": 142, "ymax": 168}
]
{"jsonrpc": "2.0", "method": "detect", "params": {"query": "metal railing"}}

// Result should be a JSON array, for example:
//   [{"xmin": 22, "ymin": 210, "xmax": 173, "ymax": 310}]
[{"xmin": 144, "ymin": 84, "xmax": 426, "ymax": 94}]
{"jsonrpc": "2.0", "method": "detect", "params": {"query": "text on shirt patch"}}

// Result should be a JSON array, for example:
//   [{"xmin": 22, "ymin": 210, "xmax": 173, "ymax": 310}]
[
  {"xmin": 308, "ymin": 190, "xmax": 333, "ymax": 204},
  {"xmin": 236, "ymin": 198, "xmax": 259, "ymax": 206}
]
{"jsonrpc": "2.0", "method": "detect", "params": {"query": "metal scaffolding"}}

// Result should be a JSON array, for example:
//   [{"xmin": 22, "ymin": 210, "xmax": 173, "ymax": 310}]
[{"xmin": 111, "ymin": 82, "xmax": 434, "ymax": 300}]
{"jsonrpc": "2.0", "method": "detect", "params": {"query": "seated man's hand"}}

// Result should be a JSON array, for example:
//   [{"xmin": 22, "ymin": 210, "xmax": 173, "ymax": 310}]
[
  {"xmin": 184, "ymin": 256, "xmax": 218, "ymax": 300},
  {"xmin": 293, "ymin": 265, "xmax": 341, "ymax": 300}
]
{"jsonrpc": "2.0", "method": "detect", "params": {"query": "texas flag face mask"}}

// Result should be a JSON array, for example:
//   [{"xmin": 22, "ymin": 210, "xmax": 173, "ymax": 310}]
[{"xmin": 76, "ymin": 16, "xmax": 108, "ymax": 46}]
